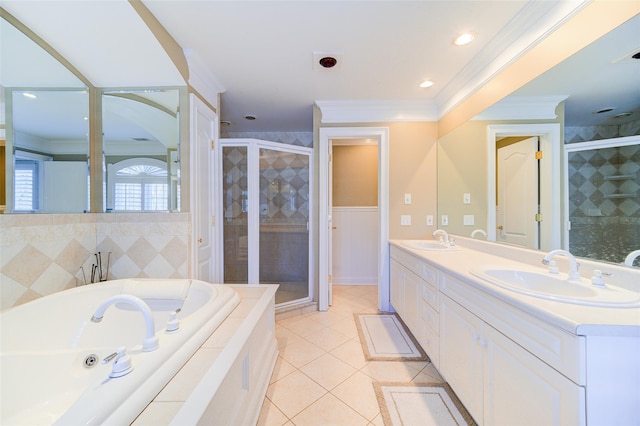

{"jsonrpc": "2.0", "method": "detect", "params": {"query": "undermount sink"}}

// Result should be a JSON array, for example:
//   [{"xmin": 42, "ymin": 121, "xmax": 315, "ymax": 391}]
[
  {"xmin": 470, "ymin": 266, "xmax": 640, "ymax": 308},
  {"xmin": 401, "ymin": 240, "xmax": 462, "ymax": 252}
]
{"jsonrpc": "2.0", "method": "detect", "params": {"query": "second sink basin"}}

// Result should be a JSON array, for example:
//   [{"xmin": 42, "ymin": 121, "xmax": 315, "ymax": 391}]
[
  {"xmin": 401, "ymin": 240, "xmax": 462, "ymax": 252},
  {"xmin": 470, "ymin": 266, "xmax": 640, "ymax": 308}
]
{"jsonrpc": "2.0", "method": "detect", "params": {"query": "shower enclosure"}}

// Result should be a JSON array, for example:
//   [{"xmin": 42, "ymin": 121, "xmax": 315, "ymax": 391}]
[
  {"xmin": 220, "ymin": 139, "xmax": 313, "ymax": 306},
  {"xmin": 565, "ymin": 136, "xmax": 639, "ymax": 265}
]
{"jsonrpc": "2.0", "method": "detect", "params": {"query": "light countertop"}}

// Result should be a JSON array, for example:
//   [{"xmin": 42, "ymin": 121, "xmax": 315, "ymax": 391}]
[{"xmin": 390, "ymin": 238, "xmax": 640, "ymax": 337}]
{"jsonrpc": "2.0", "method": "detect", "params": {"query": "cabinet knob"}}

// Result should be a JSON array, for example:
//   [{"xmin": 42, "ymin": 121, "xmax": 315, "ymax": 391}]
[
  {"xmin": 198, "ymin": 238, "xmax": 203, "ymax": 243},
  {"xmin": 497, "ymin": 225, "xmax": 504, "ymax": 230}
]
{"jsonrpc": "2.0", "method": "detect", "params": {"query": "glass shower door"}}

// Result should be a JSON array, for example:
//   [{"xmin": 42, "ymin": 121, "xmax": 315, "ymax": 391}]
[
  {"xmin": 259, "ymin": 148, "xmax": 310, "ymax": 305},
  {"xmin": 221, "ymin": 140, "xmax": 312, "ymax": 306},
  {"xmin": 222, "ymin": 146, "xmax": 248, "ymax": 283}
]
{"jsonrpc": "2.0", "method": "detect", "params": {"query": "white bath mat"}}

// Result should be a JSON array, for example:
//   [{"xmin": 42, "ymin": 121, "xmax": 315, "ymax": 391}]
[
  {"xmin": 374, "ymin": 383, "xmax": 476, "ymax": 426},
  {"xmin": 354, "ymin": 313, "xmax": 428, "ymax": 361}
]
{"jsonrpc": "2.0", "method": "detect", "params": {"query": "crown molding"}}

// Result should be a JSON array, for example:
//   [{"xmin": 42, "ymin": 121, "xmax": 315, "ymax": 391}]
[
  {"xmin": 315, "ymin": 99, "xmax": 438, "ymax": 124},
  {"xmin": 435, "ymin": 0, "xmax": 590, "ymax": 118},
  {"xmin": 472, "ymin": 95, "xmax": 568, "ymax": 121},
  {"xmin": 184, "ymin": 49, "xmax": 226, "ymax": 110}
]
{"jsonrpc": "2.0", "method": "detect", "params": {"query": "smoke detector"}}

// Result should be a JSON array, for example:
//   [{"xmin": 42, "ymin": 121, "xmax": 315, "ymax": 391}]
[{"xmin": 313, "ymin": 51, "xmax": 343, "ymax": 71}]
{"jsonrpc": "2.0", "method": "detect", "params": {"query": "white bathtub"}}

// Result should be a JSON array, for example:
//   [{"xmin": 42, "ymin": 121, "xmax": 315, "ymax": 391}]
[{"xmin": 0, "ymin": 279, "xmax": 240, "ymax": 425}]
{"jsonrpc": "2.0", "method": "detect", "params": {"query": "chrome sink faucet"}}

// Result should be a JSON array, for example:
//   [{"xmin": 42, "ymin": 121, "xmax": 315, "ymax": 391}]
[
  {"xmin": 624, "ymin": 250, "xmax": 640, "ymax": 267},
  {"xmin": 91, "ymin": 294, "xmax": 159, "ymax": 352},
  {"xmin": 542, "ymin": 249, "xmax": 581, "ymax": 281},
  {"xmin": 432, "ymin": 229, "xmax": 449, "ymax": 245}
]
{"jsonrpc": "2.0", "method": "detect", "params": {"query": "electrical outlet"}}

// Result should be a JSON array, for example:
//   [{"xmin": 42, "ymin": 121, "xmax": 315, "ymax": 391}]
[
  {"xmin": 401, "ymin": 215, "xmax": 412, "ymax": 226},
  {"xmin": 426, "ymin": 215, "xmax": 434, "ymax": 226},
  {"xmin": 404, "ymin": 193, "xmax": 412, "ymax": 205},
  {"xmin": 441, "ymin": 215, "xmax": 448, "ymax": 226},
  {"xmin": 463, "ymin": 193, "xmax": 471, "ymax": 204}
]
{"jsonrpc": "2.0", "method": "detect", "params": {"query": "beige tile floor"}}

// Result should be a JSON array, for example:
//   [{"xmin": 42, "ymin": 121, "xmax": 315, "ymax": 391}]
[{"xmin": 257, "ymin": 285, "xmax": 445, "ymax": 426}]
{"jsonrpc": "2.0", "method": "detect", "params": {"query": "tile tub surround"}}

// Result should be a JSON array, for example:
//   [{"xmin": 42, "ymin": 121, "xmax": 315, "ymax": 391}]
[{"xmin": 0, "ymin": 212, "xmax": 190, "ymax": 311}]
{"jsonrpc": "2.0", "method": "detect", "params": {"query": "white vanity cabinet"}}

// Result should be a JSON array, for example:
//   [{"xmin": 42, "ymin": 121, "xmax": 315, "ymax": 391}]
[
  {"xmin": 440, "ymin": 293, "xmax": 585, "ymax": 425},
  {"xmin": 390, "ymin": 247, "xmax": 440, "ymax": 367}
]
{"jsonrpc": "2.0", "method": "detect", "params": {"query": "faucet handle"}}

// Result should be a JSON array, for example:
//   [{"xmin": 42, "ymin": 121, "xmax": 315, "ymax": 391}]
[{"xmin": 110, "ymin": 347, "xmax": 134, "ymax": 378}]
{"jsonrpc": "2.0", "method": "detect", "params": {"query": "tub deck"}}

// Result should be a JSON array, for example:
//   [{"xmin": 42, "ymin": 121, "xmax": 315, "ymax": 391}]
[{"xmin": 130, "ymin": 284, "xmax": 278, "ymax": 426}]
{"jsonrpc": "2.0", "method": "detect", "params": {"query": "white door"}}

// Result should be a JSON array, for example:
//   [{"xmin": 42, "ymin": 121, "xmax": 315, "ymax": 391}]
[
  {"xmin": 190, "ymin": 95, "xmax": 217, "ymax": 282},
  {"xmin": 496, "ymin": 137, "xmax": 539, "ymax": 249}
]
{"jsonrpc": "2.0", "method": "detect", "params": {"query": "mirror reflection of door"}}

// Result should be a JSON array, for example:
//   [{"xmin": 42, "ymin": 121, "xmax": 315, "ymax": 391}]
[{"xmin": 496, "ymin": 136, "xmax": 540, "ymax": 249}]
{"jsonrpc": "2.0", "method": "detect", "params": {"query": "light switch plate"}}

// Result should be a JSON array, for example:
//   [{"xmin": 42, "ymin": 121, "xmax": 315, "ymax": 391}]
[
  {"xmin": 426, "ymin": 215, "xmax": 434, "ymax": 226},
  {"xmin": 463, "ymin": 193, "xmax": 471, "ymax": 204},
  {"xmin": 441, "ymin": 215, "xmax": 448, "ymax": 226},
  {"xmin": 404, "ymin": 193, "xmax": 412, "ymax": 205},
  {"xmin": 401, "ymin": 215, "xmax": 411, "ymax": 226},
  {"xmin": 463, "ymin": 214, "xmax": 475, "ymax": 226}
]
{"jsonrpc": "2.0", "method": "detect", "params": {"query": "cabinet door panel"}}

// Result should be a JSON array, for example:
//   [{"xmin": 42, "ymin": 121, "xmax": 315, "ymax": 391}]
[
  {"xmin": 440, "ymin": 296, "xmax": 483, "ymax": 423},
  {"xmin": 403, "ymin": 269, "xmax": 421, "ymax": 335},
  {"xmin": 390, "ymin": 259, "xmax": 404, "ymax": 315},
  {"xmin": 483, "ymin": 325, "xmax": 585, "ymax": 426}
]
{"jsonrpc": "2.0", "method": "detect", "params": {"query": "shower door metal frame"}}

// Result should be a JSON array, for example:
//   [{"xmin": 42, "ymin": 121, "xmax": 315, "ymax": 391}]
[{"xmin": 218, "ymin": 138, "xmax": 314, "ymax": 305}]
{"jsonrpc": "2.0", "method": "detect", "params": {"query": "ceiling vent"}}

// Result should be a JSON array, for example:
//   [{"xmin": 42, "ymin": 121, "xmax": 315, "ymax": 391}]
[{"xmin": 313, "ymin": 51, "xmax": 343, "ymax": 71}]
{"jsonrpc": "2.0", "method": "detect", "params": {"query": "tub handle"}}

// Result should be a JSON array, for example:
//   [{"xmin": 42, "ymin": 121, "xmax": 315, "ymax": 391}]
[{"xmin": 102, "ymin": 351, "xmax": 118, "ymax": 364}]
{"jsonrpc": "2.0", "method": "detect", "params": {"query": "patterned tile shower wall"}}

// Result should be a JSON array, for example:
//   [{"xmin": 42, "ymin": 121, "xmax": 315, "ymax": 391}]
[
  {"xmin": 566, "ymin": 119, "xmax": 640, "ymax": 143},
  {"xmin": 0, "ymin": 213, "xmax": 190, "ymax": 311},
  {"xmin": 260, "ymin": 149, "xmax": 310, "ymax": 223},
  {"xmin": 567, "ymin": 144, "xmax": 640, "ymax": 263}
]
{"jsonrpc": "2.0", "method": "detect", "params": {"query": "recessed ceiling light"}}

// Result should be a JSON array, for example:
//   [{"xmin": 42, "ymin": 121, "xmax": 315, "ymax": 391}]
[
  {"xmin": 220, "ymin": 120, "xmax": 231, "ymax": 126},
  {"xmin": 453, "ymin": 32, "xmax": 476, "ymax": 46},
  {"xmin": 244, "ymin": 115, "xmax": 257, "ymax": 121},
  {"xmin": 22, "ymin": 92, "xmax": 37, "ymax": 99},
  {"xmin": 613, "ymin": 112, "xmax": 632, "ymax": 119},
  {"xmin": 420, "ymin": 80, "xmax": 434, "ymax": 88},
  {"xmin": 593, "ymin": 107, "xmax": 614, "ymax": 114}
]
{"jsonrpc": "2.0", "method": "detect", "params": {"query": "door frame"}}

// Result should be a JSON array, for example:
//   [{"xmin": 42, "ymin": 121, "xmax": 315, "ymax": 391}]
[
  {"xmin": 319, "ymin": 127, "xmax": 389, "ymax": 312},
  {"xmin": 487, "ymin": 123, "xmax": 561, "ymax": 251}
]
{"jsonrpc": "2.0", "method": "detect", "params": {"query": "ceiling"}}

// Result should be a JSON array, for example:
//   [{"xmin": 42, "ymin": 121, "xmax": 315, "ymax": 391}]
[{"xmin": 2, "ymin": 1, "xmax": 639, "ymax": 134}]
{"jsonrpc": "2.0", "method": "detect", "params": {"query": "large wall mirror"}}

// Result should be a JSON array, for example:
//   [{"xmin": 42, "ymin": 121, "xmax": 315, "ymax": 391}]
[
  {"xmin": 437, "ymin": 14, "xmax": 640, "ymax": 267},
  {"xmin": 103, "ymin": 89, "xmax": 180, "ymax": 212},
  {"xmin": 1, "ymin": 14, "xmax": 184, "ymax": 214},
  {"xmin": 1, "ymin": 15, "xmax": 89, "ymax": 213}
]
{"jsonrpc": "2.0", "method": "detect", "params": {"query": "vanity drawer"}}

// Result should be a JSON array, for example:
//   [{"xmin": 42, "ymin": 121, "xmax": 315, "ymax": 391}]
[
  {"xmin": 421, "ymin": 301, "xmax": 439, "ymax": 334},
  {"xmin": 440, "ymin": 272, "xmax": 586, "ymax": 385},
  {"xmin": 421, "ymin": 262, "xmax": 438, "ymax": 287},
  {"xmin": 421, "ymin": 318, "xmax": 440, "ymax": 368},
  {"xmin": 422, "ymin": 280, "xmax": 439, "ymax": 311}
]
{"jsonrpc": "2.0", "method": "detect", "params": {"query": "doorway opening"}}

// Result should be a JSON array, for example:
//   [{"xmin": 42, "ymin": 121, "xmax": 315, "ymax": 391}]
[
  {"xmin": 330, "ymin": 139, "xmax": 379, "ymax": 288},
  {"xmin": 319, "ymin": 127, "xmax": 389, "ymax": 312},
  {"xmin": 219, "ymin": 138, "xmax": 313, "ymax": 307}
]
